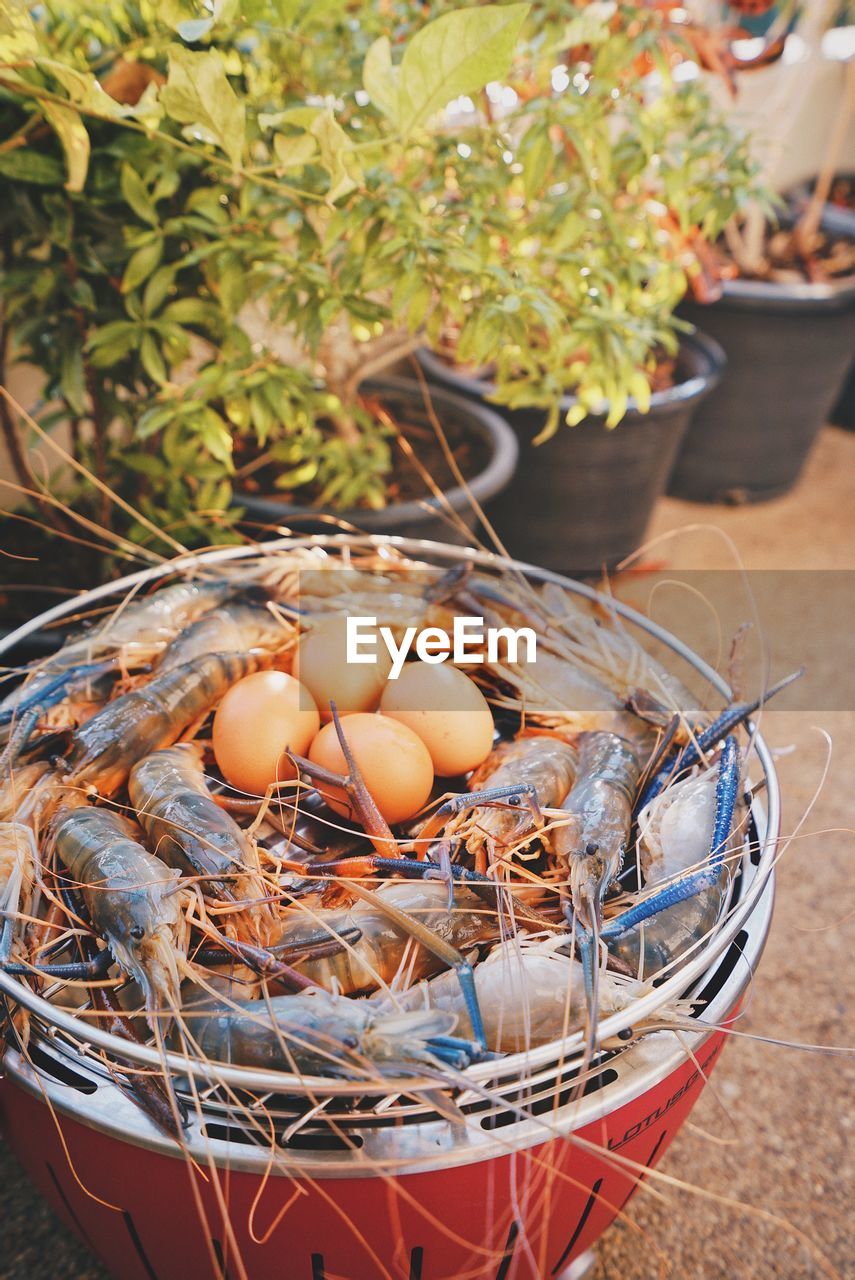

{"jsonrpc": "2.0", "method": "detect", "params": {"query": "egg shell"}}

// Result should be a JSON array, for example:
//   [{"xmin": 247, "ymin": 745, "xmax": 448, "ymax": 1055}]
[
  {"xmin": 212, "ymin": 671, "xmax": 319, "ymax": 795},
  {"xmin": 308, "ymin": 712, "xmax": 434, "ymax": 825},
  {"xmin": 294, "ymin": 616, "xmax": 392, "ymax": 722},
  {"xmin": 380, "ymin": 662, "xmax": 495, "ymax": 776}
]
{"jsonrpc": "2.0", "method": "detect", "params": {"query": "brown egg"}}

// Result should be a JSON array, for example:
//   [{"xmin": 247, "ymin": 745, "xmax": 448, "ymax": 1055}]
[
  {"xmin": 213, "ymin": 671, "xmax": 319, "ymax": 795},
  {"xmin": 294, "ymin": 616, "xmax": 392, "ymax": 722},
  {"xmin": 308, "ymin": 712, "xmax": 434, "ymax": 825},
  {"xmin": 380, "ymin": 662, "xmax": 495, "ymax": 776}
]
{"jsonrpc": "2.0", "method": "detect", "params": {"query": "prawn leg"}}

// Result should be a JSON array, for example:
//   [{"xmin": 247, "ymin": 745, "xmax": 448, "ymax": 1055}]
[
  {"xmin": 198, "ymin": 934, "xmax": 316, "ymax": 993},
  {"xmin": 0, "ymin": 661, "xmax": 116, "ymax": 730},
  {"xmin": 304, "ymin": 854, "xmax": 560, "ymax": 933},
  {"xmin": 291, "ymin": 703, "xmax": 399, "ymax": 860},
  {"xmin": 189, "ymin": 933, "xmax": 362, "ymax": 970},
  {"xmin": 603, "ymin": 737, "xmax": 741, "ymax": 943},
  {"xmin": 637, "ymin": 669, "xmax": 801, "ymax": 809},
  {"xmin": 419, "ymin": 783, "xmax": 545, "ymax": 909},
  {"xmin": 417, "ymin": 783, "xmax": 545, "ymax": 844},
  {"xmin": 267, "ymin": 923, "xmax": 363, "ymax": 960},
  {"xmin": 424, "ymin": 1034, "xmax": 494, "ymax": 1068},
  {"xmin": 0, "ymin": 947, "xmax": 113, "ymax": 980}
]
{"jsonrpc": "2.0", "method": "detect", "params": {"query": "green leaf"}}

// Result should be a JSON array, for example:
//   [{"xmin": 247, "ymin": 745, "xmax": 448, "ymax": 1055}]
[
  {"xmin": 224, "ymin": 395, "xmax": 251, "ymax": 430},
  {"xmin": 122, "ymin": 238, "xmax": 164, "ymax": 294},
  {"xmin": 160, "ymin": 297, "xmax": 221, "ymax": 329},
  {"xmin": 160, "ymin": 46, "xmax": 246, "ymax": 168},
  {"xmin": 363, "ymin": 37, "xmax": 399, "ymax": 126},
  {"xmin": 396, "ymin": 3, "xmax": 529, "ymax": 137},
  {"xmin": 310, "ymin": 110, "xmax": 361, "ymax": 203},
  {"xmin": 406, "ymin": 282, "xmax": 431, "ymax": 331},
  {"xmin": 59, "ymin": 344, "xmax": 85, "ymax": 416},
  {"xmin": 195, "ymin": 407, "xmax": 234, "ymax": 466},
  {"xmin": 521, "ymin": 129, "xmax": 553, "ymax": 202},
  {"xmin": 87, "ymin": 332, "xmax": 139, "ymax": 367},
  {"xmin": 274, "ymin": 460, "xmax": 318, "ymax": 489},
  {"xmin": 249, "ymin": 389, "xmax": 275, "ymax": 443},
  {"xmin": 86, "ymin": 320, "xmax": 138, "ymax": 351},
  {"xmin": 552, "ymin": 4, "xmax": 617, "ymax": 53},
  {"xmin": 143, "ymin": 266, "xmax": 177, "ymax": 317},
  {"xmin": 164, "ymin": 0, "xmax": 239, "ymax": 42},
  {"xmin": 628, "ymin": 370, "xmax": 651, "ymax": 415},
  {"xmin": 42, "ymin": 102, "xmax": 90, "ymax": 192},
  {"xmin": 120, "ymin": 164, "xmax": 158, "ymax": 226},
  {"xmin": 140, "ymin": 333, "xmax": 167, "ymax": 383},
  {"xmin": 0, "ymin": 149, "xmax": 65, "ymax": 185},
  {"xmin": 136, "ymin": 404, "xmax": 177, "ymax": 440},
  {"xmin": 0, "ymin": 0, "xmax": 39, "ymax": 61},
  {"xmin": 273, "ymin": 131, "xmax": 318, "ymax": 170}
]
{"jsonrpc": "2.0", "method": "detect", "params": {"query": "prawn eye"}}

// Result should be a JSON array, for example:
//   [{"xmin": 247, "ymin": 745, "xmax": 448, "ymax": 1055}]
[
  {"xmin": 342, "ymin": 1035, "xmax": 359, "ymax": 1049},
  {"xmin": 129, "ymin": 924, "xmax": 145, "ymax": 942}
]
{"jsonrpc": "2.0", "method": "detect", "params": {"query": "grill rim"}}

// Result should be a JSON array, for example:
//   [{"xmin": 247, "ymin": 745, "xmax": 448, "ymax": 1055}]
[
  {"xmin": 0, "ymin": 533, "xmax": 781, "ymax": 1101},
  {"xmin": 2, "ymin": 864, "xmax": 773, "ymax": 1175}
]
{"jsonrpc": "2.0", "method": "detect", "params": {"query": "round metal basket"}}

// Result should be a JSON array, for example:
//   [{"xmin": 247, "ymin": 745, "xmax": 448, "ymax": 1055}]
[{"xmin": 0, "ymin": 535, "xmax": 780, "ymax": 1280}]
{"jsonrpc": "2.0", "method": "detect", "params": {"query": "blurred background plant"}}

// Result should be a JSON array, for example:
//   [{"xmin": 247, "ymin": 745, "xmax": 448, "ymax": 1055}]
[{"xmin": 0, "ymin": 0, "xmax": 764, "ymax": 555}]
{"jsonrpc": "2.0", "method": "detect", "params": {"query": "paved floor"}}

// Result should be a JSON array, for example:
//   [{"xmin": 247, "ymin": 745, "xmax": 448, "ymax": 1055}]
[
  {"xmin": 1, "ymin": 427, "xmax": 852, "ymax": 1279},
  {"xmin": 592, "ymin": 426, "xmax": 855, "ymax": 1278}
]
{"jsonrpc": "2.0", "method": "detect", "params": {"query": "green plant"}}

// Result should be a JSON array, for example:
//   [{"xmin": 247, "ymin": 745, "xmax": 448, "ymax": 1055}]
[{"xmin": 0, "ymin": 0, "xmax": 762, "ymax": 552}]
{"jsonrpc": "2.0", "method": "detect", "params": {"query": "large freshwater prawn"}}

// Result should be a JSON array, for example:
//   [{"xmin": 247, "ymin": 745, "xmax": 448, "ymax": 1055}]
[
  {"xmin": 5, "ymin": 650, "xmax": 270, "ymax": 823},
  {"xmin": 129, "ymin": 743, "xmax": 277, "ymax": 946},
  {"xmin": 0, "ymin": 579, "xmax": 238, "ymax": 741},
  {"xmin": 50, "ymin": 804, "xmax": 190, "ymax": 1022}
]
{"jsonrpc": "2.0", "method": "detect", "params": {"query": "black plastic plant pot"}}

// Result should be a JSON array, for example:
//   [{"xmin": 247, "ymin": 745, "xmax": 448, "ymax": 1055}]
[
  {"xmin": 236, "ymin": 377, "xmax": 518, "ymax": 545},
  {"xmin": 670, "ymin": 273, "xmax": 855, "ymax": 504},
  {"xmin": 416, "ymin": 332, "xmax": 725, "ymax": 574},
  {"xmin": 787, "ymin": 181, "xmax": 855, "ymax": 433},
  {"xmin": 831, "ymin": 361, "xmax": 855, "ymax": 431}
]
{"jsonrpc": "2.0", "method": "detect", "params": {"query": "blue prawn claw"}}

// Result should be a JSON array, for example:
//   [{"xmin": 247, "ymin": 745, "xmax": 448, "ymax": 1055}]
[
  {"xmin": 636, "ymin": 670, "xmax": 801, "ymax": 811},
  {"xmin": 603, "ymin": 736, "xmax": 741, "ymax": 943}
]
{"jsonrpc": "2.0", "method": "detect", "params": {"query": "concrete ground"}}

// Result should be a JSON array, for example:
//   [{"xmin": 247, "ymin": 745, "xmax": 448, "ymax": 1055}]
[
  {"xmin": 592, "ymin": 425, "xmax": 855, "ymax": 1280},
  {"xmin": 0, "ymin": 427, "xmax": 853, "ymax": 1279}
]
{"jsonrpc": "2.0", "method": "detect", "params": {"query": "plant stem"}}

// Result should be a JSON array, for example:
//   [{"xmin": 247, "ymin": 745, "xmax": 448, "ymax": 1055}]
[
  {"xmin": 795, "ymin": 57, "xmax": 855, "ymax": 253},
  {"xmin": 0, "ymin": 75, "xmax": 326, "ymax": 204},
  {"xmin": 0, "ymin": 387, "xmax": 189, "ymax": 558},
  {"xmin": 65, "ymin": 224, "xmax": 112, "ymax": 531},
  {"xmin": 345, "ymin": 332, "xmax": 424, "ymax": 402}
]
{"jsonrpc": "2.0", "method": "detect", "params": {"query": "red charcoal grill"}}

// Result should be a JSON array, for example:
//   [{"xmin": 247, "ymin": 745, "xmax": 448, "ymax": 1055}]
[{"xmin": 0, "ymin": 537, "xmax": 779, "ymax": 1280}]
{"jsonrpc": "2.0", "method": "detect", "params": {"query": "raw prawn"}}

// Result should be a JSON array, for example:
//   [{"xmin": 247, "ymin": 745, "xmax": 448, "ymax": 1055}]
[
  {"xmin": 446, "ymin": 735, "xmax": 579, "ymax": 869},
  {"xmin": 390, "ymin": 936, "xmax": 663, "ymax": 1053},
  {"xmin": 156, "ymin": 599, "xmax": 292, "ymax": 673},
  {"xmin": 52, "ymin": 805, "xmax": 189, "ymax": 1018},
  {"xmin": 182, "ymin": 985, "xmax": 481, "ymax": 1074},
  {"xmin": 607, "ymin": 752, "xmax": 742, "ymax": 978},
  {"xmin": 553, "ymin": 732, "xmax": 641, "ymax": 934},
  {"xmin": 0, "ymin": 578, "xmax": 237, "ymax": 735},
  {"xmin": 129, "ymin": 743, "xmax": 276, "ymax": 944},
  {"xmin": 65, "ymin": 651, "xmax": 269, "ymax": 796},
  {"xmin": 0, "ymin": 822, "xmax": 35, "ymax": 960},
  {"xmin": 272, "ymin": 880, "xmax": 498, "ymax": 994}
]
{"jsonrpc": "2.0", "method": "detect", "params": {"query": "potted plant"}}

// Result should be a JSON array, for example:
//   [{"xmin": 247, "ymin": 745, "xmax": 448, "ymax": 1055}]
[
  {"xmin": 411, "ymin": 1, "xmax": 769, "ymax": 571},
  {"xmin": 0, "ymin": 0, "xmax": 540, "ymax": 615},
  {"xmin": 668, "ymin": 1, "xmax": 855, "ymax": 503},
  {"xmin": 790, "ymin": 173, "xmax": 855, "ymax": 432}
]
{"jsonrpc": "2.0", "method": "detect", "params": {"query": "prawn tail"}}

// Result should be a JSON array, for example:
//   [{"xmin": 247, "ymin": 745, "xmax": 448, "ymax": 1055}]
[{"xmin": 0, "ymin": 761, "xmax": 61, "ymax": 828}]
